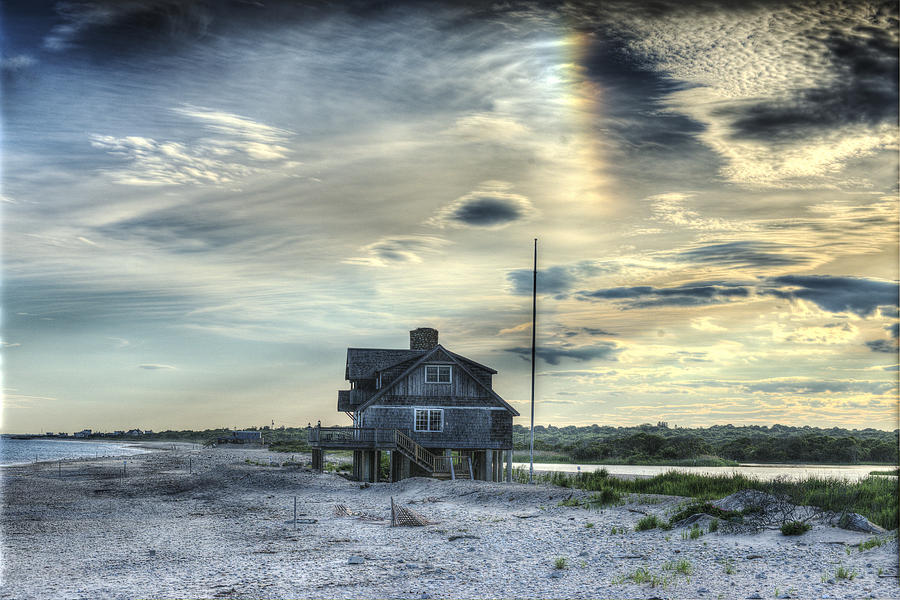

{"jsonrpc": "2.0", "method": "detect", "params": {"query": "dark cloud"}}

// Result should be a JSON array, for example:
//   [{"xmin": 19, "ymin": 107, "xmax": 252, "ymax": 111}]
[
  {"xmin": 889, "ymin": 323, "xmax": 899, "ymax": 339},
  {"xmin": 505, "ymin": 343, "xmax": 621, "ymax": 365},
  {"xmin": 138, "ymin": 363, "xmax": 176, "ymax": 370},
  {"xmin": 577, "ymin": 281, "xmax": 751, "ymax": 309},
  {"xmin": 866, "ymin": 339, "xmax": 899, "ymax": 354},
  {"xmin": 740, "ymin": 379, "xmax": 895, "ymax": 395},
  {"xmin": 446, "ymin": 195, "xmax": 525, "ymax": 227},
  {"xmin": 723, "ymin": 24, "xmax": 899, "ymax": 140},
  {"xmin": 676, "ymin": 241, "xmax": 817, "ymax": 268},
  {"xmin": 762, "ymin": 275, "xmax": 898, "ymax": 317},
  {"xmin": 506, "ymin": 261, "xmax": 614, "ymax": 297}
]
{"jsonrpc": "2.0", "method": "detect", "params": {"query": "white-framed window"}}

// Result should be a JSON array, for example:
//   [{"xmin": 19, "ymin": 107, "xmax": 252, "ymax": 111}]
[
  {"xmin": 425, "ymin": 365, "xmax": 451, "ymax": 384},
  {"xmin": 414, "ymin": 408, "xmax": 443, "ymax": 432}
]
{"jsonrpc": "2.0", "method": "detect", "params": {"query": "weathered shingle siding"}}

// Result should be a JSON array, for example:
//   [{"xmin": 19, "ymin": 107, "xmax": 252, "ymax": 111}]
[{"xmin": 359, "ymin": 406, "xmax": 510, "ymax": 449}]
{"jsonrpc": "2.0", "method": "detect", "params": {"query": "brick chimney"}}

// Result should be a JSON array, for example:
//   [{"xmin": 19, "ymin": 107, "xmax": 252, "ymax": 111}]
[{"xmin": 409, "ymin": 327, "xmax": 439, "ymax": 350}]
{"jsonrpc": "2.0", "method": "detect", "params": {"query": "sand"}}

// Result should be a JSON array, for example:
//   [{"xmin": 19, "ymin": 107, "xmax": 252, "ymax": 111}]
[{"xmin": 2, "ymin": 445, "xmax": 897, "ymax": 599}]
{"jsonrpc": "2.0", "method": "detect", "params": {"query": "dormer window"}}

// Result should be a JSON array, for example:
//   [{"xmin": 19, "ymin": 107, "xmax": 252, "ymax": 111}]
[{"xmin": 425, "ymin": 365, "xmax": 451, "ymax": 384}]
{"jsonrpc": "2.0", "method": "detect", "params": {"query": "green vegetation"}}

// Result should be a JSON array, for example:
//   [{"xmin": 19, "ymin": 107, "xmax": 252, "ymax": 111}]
[
  {"xmin": 557, "ymin": 488, "xmax": 622, "ymax": 509},
  {"xmin": 513, "ymin": 423, "xmax": 899, "ymax": 465},
  {"xmin": 668, "ymin": 502, "xmax": 742, "ymax": 524},
  {"xmin": 870, "ymin": 468, "xmax": 899, "ymax": 476},
  {"xmin": 722, "ymin": 559, "xmax": 736, "ymax": 574},
  {"xmin": 553, "ymin": 557, "xmax": 568, "ymax": 570},
  {"xmin": 662, "ymin": 559, "xmax": 692, "ymax": 575},
  {"xmin": 780, "ymin": 521, "xmax": 812, "ymax": 535},
  {"xmin": 635, "ymin": 515, "xmax": 662, "ymax": 531},
  {"xmin": 835, "ymin": 565, "xmax": 858, "ymax": 580},
  {"xmin": 585, "ymin": 522, "xmax": 594, "ymax": 529},
  {"xmin": 269, "ymin": 440, "xmax": 312, "ymax": 453},
  {"xmin": 614, "ymin": 567, "xmax": 668, "ymax": 587},
  {"xmin": 689, "ymin": 524, "xmax": 703, "ymax": 539},
  {"xmin": 708, "ymin": 518, "xmax": 719, "ymax": 532},
  {"xmin": 859, "ymin": 535, "xmax": 890, "ymax": 551},
  {"xmin": 519, "ymin": 467, "xmax": 898, "ymax": 530}
]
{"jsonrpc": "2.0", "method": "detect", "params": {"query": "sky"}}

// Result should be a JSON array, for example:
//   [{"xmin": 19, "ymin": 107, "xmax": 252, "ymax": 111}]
[{"xmin": 1, "ymin": 0, "xmax": 898, "ymax": 433}]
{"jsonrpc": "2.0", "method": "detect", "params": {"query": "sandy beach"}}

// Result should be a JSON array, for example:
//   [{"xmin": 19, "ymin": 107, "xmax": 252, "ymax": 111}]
[{"xmin": 2, "ymin": 444, "xmax": 897, "ymax": 599}]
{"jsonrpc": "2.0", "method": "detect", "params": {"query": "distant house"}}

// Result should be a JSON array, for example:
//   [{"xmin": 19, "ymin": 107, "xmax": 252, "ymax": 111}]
[
  {"xmin": 126, "ymin": 429, "xmax": 143, "ymax": 436},
  {"xmin": 74, "ymin": 429, "xmax": 92, "ymax": 438},
  {"xmin": 216, "ymin": 430, "xmax": 263, "ymax": 444},
  {"xmin": 112, "ymin": 431, "xmax": 125, "ymax": 436},
  {"xmin": 309, "ymin": 327, "xmax": 519, "ymax": 483}
]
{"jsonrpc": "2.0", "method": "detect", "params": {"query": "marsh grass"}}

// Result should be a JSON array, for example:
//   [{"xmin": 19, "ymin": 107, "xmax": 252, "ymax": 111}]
[
  {"xmin": 520, "ymin": 468, "xmax": 898, "ymax": 530},
  {"xmin": 553, "ymin": 557, "xmax": 568, "ymax": 570}
]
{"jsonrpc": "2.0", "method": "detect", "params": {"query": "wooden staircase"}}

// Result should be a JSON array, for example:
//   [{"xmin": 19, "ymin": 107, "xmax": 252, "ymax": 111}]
[{"xmin": 394, "ymin": 430, "xmax": 473, "ymax": 480}]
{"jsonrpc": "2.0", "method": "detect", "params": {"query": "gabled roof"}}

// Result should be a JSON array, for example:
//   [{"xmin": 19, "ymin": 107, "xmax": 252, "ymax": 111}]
[
  {"xmin": 356, "ymin": 344, "xmax": 520, "ymax": 416},
  {"xmin": 345, "ymin": 348, "xmax": 425, "ymax": 380}
]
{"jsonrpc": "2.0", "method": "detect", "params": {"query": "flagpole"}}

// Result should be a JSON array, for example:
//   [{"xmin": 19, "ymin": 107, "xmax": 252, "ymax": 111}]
[{"xmin": 529, "ymin": 238, "xmax": 537, "ymax": 484}]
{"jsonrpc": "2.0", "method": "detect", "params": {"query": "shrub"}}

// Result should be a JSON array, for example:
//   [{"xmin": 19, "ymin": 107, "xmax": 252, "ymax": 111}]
[
  {"xmin": 708, "ymin": 518, "xmax": 719, "ymax": 532},
  {"xmin": 781, "ymin": 521, "xmax": 811, "ymax": 536},
  {"xmin": 635, "ymin": 515, "xmax": 661, "ymax": 531},
  {"xmin": 554, "ymin": 557, "xmax": 568, "ymax": 570},
  {"xmin": 689, "ymin": 524, "xmax": 703, "ymax": 539},
  {"xmin": 585, "ymin": 522, "xmax": 595, "ymax": 529}
]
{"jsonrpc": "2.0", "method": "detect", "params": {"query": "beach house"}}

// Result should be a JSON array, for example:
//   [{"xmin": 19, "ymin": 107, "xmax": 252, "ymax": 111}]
[{"xmin": 308, "ymin": 328, "xmax": 519, "ymax": 483}]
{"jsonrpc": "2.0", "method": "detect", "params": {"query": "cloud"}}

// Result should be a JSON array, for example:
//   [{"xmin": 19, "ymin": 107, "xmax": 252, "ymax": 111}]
[
  {"xmin": 595, "ymin": 1, "xmax": 899, "ymax": 187},
  {"xmin": 1, "ymin": 54, "xmax": 36, "ymax": 71},
  {"xmin": 506, "ymin": 261, "xmax": 614, "ymax": 297},
  {"xmin": 674, "ymin": 240, "xmax": 818, "ymax": 269},
  {"xmin": 138, "ymin": 363, "xmax": 176, "ymax": 370},
  {"xmin": 761, "ymin": 275, "xmax": 898, "ymax": 317},
  {"xmin": 739, "ymin": 378, "xmax": 896, "ymax": 396},
  {"xmin": 505, "ymin": 342, "xmax": 621, "ymax": 365},
  {"xmin": 43, "ymin": 0, "xmax": 212, "ymax": 51},
  {"xmin": 649, "ymin": 192, "xmax": 751, "ymax": 231},
  {"xmin": 427, "ymin": 182, "xmax": 535, "ymax": 230},
  {"xmin": 866, "ymin": 339, "xmax": 899, "ymax": 354},
  {"xmin": 344, "ymin": 235, "xmax": 450, "ymax": 267},
  {"xmin": 90, "ymin": 106, "xmax": 293, "ymax": 186},
  {"xmin": 447, "ymin": 113, "xmax": 531, "ymax": 143},
  {"xmin": 577, "ymin": 281, "xmax": 751, "ymax": 309},
  {"xmin": 578, "ymin": 275, "xmax": 898, "ymax": 316}
]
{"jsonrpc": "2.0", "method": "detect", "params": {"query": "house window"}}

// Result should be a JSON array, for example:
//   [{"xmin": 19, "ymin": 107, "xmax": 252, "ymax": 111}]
[
  {"xmin": 414, "ymin": 408, "xmax": 443, "ymax": 432},
  {"xmin": 425, "ymin": 365, "xmax": 451, "ymax": 384}
]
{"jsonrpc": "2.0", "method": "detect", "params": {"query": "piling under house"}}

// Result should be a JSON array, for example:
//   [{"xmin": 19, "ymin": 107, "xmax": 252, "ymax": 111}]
[{"xmin": 308, "ymin": 328, "xmax": 519, "ymax": 482}]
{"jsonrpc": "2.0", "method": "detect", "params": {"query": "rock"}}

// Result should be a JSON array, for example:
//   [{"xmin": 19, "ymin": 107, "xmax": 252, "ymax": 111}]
[
  {"xmin": 747, "ymin": 594, "xmax": 763, "ymax": 599},
  {"xmin": 755, "ymin": 573, "xmax": 767, "ymax": 579},
  {"xmin": 827, "ymin": 578, "xmax": 836, "ymax": 584},
  {"xmin": 548, "ymin": 571, "xmax": 563, "ymax": 579},
  {"xmin": 347, "ymin": 556, "xmax": 365, "ymax": 565},
  {"xmin": 697, "ymin": 587, "xmax": 709, "ymax": 594},
  {"xmin": 832, "ymin": 512, "xmax": 885, "ymax": 534}
]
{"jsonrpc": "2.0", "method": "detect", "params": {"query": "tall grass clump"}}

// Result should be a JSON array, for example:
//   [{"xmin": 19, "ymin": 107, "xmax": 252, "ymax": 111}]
[{"xmin": 635, "ymin": 515, "xmax": 662, "ymax": 531}]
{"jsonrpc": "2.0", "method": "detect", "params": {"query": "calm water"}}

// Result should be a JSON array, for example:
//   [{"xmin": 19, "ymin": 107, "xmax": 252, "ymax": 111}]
[
  {"xmin": 0, "ymin": 438, "xmax": 151, "ymax": 467},
  {"xmin": 513, "ymin": 462, "xmax": 893, "ymax": 481}
]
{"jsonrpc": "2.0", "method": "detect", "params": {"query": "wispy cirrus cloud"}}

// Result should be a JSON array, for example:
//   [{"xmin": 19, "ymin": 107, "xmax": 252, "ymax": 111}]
[{"xmin": 90, "ymin": 105, "xmax": 294, "ymax": 186}]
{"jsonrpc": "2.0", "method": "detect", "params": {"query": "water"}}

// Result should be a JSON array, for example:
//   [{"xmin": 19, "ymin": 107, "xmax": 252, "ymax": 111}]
[
  {"xmin": 513, "ymin": 462, "xmax": 891, "ymax": 482},
  {"xmin": 0, "ymin": 438, "xmax": 151, "ymax": 467}
]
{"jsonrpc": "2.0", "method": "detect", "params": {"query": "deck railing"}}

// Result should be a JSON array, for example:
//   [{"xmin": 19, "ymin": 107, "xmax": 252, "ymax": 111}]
[
  {"xmin": 308, "ymin": 427, "xmax": 397, "ymax": 446},
  {"xmin": 395, "ymin": 429, "xmax": 435, "ymax": 471}
]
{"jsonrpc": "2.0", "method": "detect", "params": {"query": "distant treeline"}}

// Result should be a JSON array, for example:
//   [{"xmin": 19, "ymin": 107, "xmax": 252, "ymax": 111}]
[{"xmin": 512, "ymin": 423, "xmax": 899, "ymax": 465}]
